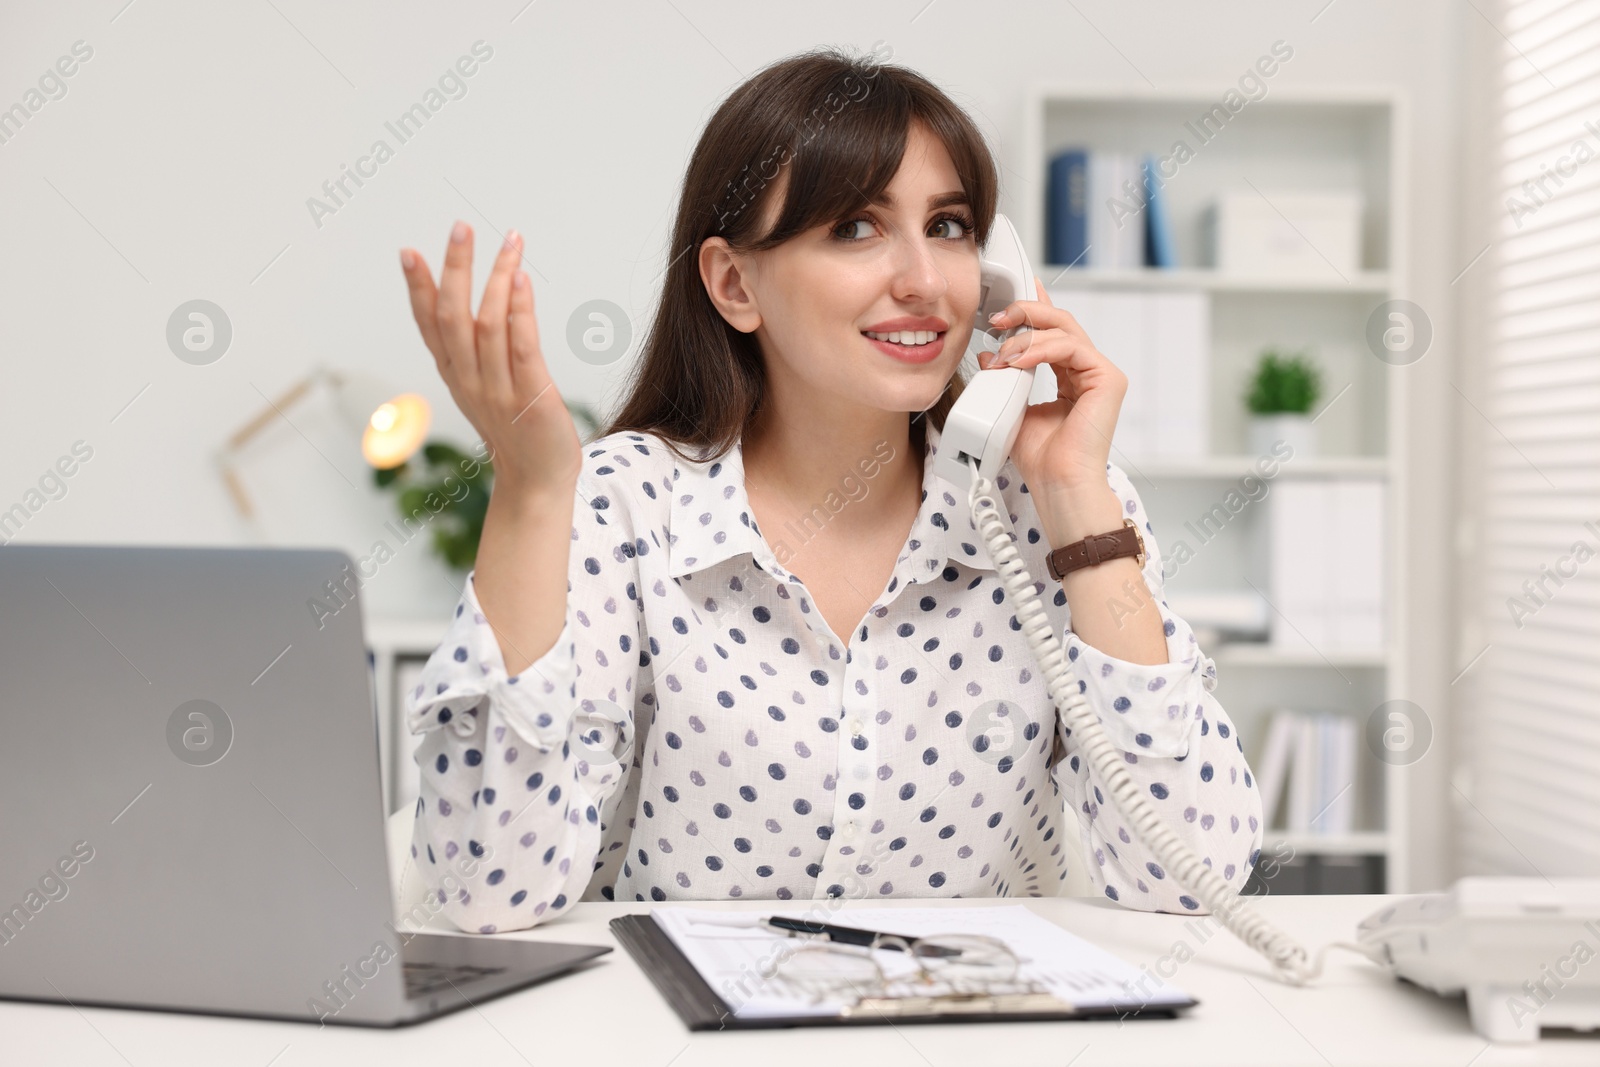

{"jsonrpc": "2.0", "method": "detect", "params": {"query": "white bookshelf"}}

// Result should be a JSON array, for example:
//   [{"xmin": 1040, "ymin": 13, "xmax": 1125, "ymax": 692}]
[{"xmin": 1021, "ymin": 85, "xmax": 1411, "ymax": 893}]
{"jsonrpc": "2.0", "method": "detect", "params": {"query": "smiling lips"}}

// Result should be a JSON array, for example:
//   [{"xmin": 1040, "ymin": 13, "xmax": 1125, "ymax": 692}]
[
  {"xmin": 863, "ymin": 328, "xmax": 945, "ymax": 363},
  {"xmin": 862, "ymin": 316, "xmax": 949, "ymax": 364}
]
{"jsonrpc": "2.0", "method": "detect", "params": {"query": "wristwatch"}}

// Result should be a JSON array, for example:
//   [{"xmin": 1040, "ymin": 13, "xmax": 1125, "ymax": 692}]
[{"xmin": 1046, "ymin": 517, "xmax": 1147, "ymax": 582}]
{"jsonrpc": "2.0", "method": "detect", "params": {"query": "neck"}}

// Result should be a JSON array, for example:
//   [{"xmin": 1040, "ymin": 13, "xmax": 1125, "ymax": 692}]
[{"xmin": 742, "ymin": 406, "xmax": 923, "ymax": 535}]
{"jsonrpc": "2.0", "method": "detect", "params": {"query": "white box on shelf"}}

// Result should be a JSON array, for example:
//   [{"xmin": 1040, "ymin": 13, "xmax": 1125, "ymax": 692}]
[
  {"xmin": 1050, "ymin": 287, "xmax": 1210, "ymax": 463},
  {"xmin": 1147, "ymin": 290, "xmax": 1211, "ymax": 458},
  {"xmin": 1269, "ymin": 480, "xmax": 1332, "ymax": 653},
  {"xmin": 1268, "ymin": 478, "xmax": 1386, "ymax": 655},
  {"xmin": 1056, "ymin": 290, "xmax": 1146, "ymax": 458},
  {"xmin": 1097, "ymin": 291, "xmax": 1151, "ymax": 457},
  {"xmin": 1202, "ymin": 190, "xmax": 1363, "ymax": 277},
  {"xmin": 1334, "ymin": 477, "xmax": 1386, "ymax": 651}
]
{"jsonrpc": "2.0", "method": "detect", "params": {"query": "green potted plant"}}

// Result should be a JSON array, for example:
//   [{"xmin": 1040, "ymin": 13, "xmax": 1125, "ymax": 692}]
[
  {"xmin": 1245, "ymin": 348, "xmax": 1322, "ymax": 457},
  {"xmin": 372, "ymin": 400, "xmax": 602, "ymax": 571}
]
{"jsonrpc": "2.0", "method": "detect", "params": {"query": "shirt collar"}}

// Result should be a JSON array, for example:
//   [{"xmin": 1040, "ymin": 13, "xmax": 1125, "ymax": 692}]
[{"xmin": 666, "ymin": 420, "xmax": 998, "ymax": 584}]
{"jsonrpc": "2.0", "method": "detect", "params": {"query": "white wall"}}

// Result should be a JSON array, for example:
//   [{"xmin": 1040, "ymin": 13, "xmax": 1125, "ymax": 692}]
[{"xmin": 0, "ymin": 0, "xmax": 1465, "ymax": 890}]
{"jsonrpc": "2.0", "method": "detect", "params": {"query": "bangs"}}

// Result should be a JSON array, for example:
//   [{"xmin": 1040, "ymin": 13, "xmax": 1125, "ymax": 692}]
[{"xmin": 735, "ymin": 66, "xmax": 997, "ymax": 253}]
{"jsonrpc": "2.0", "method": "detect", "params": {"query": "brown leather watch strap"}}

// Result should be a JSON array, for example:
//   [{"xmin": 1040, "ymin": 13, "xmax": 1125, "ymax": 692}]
[{"xmin": 1046, "ymin": 518, "xmax": 1146, "ymax": 582}]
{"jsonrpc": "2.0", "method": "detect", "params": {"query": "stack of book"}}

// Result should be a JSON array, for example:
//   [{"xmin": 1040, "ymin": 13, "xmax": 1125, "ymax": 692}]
[
  {"xmin": 1266, "ymin": 478, "xmax": 1386, "ymax": 653},
  {"xmin": 1046, "ymin": 287, "xmax": 1209, "ymax": 461},
  {"xmin": 1253, "ymin": 709, "xmax": 1360, "ymax": 835},
  {"xmin": 1047, "ymin": 148, "xmax": 1177, "ymax": 269}
]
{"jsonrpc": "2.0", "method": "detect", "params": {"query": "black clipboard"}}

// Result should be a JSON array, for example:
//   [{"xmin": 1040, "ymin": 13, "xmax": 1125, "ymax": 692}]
[{"xmin": 610, "ymin": 913, "xmax": 1195, "ymax": 1031}]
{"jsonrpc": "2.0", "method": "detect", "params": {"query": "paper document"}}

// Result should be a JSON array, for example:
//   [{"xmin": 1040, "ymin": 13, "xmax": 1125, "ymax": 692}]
[{"xmin": 651, "ymin": 904, "xmax": 1193, "ymax": 1020}]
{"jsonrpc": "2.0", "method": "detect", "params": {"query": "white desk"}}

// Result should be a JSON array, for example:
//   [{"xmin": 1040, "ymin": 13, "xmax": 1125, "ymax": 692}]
[
  {"xmin": 10, "ymin": 903, "xmax": 1596, "ymax": 1064},
  {"xmin": 5, "ymin": 819, "xmax": 1595, "ymax": 1066}
]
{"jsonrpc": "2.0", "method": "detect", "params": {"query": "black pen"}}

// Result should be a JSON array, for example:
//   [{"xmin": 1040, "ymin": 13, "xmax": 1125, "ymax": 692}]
[{"xmin": 759, "ymin": 916, "xmax": 964, "ymax": 957}]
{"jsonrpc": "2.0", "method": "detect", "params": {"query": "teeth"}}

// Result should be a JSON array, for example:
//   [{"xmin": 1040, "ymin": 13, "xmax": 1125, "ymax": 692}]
[{"xmin": 866, "ymin": 330, "xmax": 938, "ymax": 345}]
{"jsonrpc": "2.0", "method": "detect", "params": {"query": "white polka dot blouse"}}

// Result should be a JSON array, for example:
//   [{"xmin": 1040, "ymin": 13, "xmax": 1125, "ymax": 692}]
[{"xmin": 404, "ymin": 422, "xmax": 1264, "ymax": 933}]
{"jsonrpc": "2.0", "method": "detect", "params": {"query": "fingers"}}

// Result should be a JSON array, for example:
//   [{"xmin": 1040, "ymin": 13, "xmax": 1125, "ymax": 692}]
[
  {"xmin": 507, "ymin": 269, "xmax": 549, "ymax": 405},
  {"xmin": 399, "ymin": 247, "xmax": 445, "ymax": 369},
  {"xmin": 992, "ymin": 330, "xmax": 1127, "ymax": 391},
  {"xmin": 475, "ymin": 230, "xmax": 523, "ymax": 405},
  {"xmin": 435, "ymin": 220, "xmax": 480, "ymax": 393},
  {"xmin": 993, "ymin": 292, "xmax": 1090, "ymax": 344}
]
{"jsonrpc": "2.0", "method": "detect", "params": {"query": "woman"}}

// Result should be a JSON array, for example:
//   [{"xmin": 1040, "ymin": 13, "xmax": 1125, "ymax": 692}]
[{"xmin": 396, "ymin": 47, "xmax": 1262, "ymax": 933}]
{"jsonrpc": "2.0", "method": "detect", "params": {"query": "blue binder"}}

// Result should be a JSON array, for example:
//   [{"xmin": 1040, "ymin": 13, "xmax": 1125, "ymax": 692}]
[{"xmin": 1047, "ymin": 148, "xmax": 1089, "ymax": 268}]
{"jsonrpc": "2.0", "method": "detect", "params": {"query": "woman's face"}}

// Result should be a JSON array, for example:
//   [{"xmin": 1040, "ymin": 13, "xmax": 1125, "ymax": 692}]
[{"xmin": 708, "ymin": 120, "xmax": 983, "ymax": 423}]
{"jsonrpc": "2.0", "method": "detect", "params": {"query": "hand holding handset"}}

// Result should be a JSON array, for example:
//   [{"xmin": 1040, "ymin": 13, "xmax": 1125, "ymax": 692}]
[
  {"xmin": 932, "ymin": 214, "xmax": 1039, "ymax": 492},
  {"xmin": 937, "ymin": 215, "xmax": 1350, "ymax": 986}
]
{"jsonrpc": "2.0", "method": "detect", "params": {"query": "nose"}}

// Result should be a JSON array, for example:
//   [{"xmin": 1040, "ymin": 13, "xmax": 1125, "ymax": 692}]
[{"xmin": 887, "ymin": 225, "xmax": 950, "ymax": 304}]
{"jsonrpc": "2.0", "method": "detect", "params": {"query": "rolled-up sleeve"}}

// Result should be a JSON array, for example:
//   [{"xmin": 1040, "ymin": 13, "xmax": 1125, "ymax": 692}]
[
  {"xmin": 404, "ymin": 580, "xmax": 583, "ymax": 756},
  {"xmin": 402, "ymin": 470, "xmax": 643, "ymax": 934}
]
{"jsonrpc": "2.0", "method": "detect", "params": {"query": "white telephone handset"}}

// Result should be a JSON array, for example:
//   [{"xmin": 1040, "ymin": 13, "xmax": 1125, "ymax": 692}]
[
  {"xmin": 933, "ymin": 213, "xmax": 1039, "ymax": 492},
  {"xmin": 937, "ymin": 214, "xmax": 1351, "ymax": 986}
]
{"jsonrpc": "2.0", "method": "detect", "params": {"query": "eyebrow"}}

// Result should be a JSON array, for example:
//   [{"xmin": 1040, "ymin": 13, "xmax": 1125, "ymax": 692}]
[{"xmin": 868, "ymin": 190, "xmax": 971, "ymax": 211}]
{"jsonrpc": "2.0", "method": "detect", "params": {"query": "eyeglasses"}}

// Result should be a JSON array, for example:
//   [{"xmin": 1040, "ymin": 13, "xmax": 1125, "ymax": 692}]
[{"xmin": 770, "ymin": 930, "xmax": 1065, "ymax": 1017}]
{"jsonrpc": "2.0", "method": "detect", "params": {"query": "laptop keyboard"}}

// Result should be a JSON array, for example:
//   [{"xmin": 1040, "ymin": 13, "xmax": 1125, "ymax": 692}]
[{"xmin": 403, "ymin": 961, "xmax": 507, "ymax": 999}]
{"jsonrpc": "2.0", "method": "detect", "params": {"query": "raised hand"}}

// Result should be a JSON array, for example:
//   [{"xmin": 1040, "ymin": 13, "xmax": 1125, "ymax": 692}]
[{"xmin": 400, "ymin": 221, "xmax": 580, "ymax": 494}]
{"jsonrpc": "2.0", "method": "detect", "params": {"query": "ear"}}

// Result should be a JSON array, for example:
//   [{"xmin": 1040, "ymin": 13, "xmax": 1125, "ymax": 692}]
[{"xmin": 699, "ymin": 236, "xmax": 762, "ymax": 334}]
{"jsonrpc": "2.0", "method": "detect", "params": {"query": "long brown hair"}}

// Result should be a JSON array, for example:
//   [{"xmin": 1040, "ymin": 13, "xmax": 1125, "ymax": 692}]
[{"xmin": 598, "ymin": 45, "xmax": 1000, "ymax": 465}]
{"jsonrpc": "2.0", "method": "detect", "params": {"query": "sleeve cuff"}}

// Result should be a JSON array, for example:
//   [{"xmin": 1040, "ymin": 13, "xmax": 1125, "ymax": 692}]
[
  {"xmin": 1062, "ymin": 595, "xmax": 1216, "ymax": 758},
  {"xmin": 402, "ymin": 570, "xmax": 579, "ymax": 753}
]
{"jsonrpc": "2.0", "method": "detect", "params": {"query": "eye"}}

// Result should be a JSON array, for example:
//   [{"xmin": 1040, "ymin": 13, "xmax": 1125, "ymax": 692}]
[
  {"xmin": 931, "ymin": 212, "xmax": 974, "ymax": 240},
  {"xmin": 830, "ymin": 211, "xmax": 976, "ymax": 243},
  {"xmin": 832, "ymin": 217, "xmax": 875, "ymax": 241}
]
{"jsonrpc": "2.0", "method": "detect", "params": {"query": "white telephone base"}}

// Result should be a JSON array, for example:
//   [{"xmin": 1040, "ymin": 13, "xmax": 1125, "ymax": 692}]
[{"xmin": 1357, "ymin": 876, "xmax": 1600, "ymax": 1043}]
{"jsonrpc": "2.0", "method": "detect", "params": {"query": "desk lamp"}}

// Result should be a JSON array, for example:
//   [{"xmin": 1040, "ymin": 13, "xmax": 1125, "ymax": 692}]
[{"xmin": 218, "ymin": 366, "xmax": 431, "ymax": 519}]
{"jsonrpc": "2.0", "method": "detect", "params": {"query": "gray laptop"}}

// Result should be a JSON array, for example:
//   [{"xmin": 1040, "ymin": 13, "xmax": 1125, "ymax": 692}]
[{"xmin": 0, "ymin": 544, "xmax": 610, "ymax": 1027}]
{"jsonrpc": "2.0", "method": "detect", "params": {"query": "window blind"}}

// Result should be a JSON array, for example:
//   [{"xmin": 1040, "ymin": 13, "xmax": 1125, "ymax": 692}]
[{"xmin": 1462, "ymin": 0, "xmax": 1600, "ymax": 877}]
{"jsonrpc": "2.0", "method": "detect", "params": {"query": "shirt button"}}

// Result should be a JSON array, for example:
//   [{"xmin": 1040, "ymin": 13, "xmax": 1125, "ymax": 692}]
[{"xmin": 851, "ymin": 719, "xmax": 864, "ymax": 737}]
